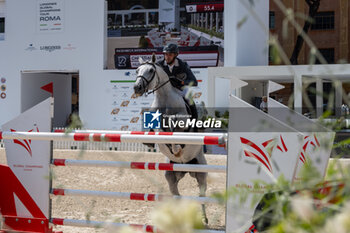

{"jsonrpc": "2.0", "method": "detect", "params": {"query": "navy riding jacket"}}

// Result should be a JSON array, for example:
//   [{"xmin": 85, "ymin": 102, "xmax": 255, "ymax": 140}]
[{"xmin": 157, "ymin": 58, "xmax": 198, "ymax": 90}]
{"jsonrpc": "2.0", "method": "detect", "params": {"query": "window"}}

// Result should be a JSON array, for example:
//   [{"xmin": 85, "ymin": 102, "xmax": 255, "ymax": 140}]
[
  {"xmin": 311, "ymin": 12, "xmax": 334, "ymax": 30},
  {"xmin": 0, "ymin": 17, "xmax": 4, "ymax": 41},
  {"xmin": 0, "ymin": 17, "xmax": 4, "ymax": 33},
  {"xmin": 268, "ymin": 45, "xmax": 272, "ymax": 62},
  {"xmin": 316, "ymin": 48, "xmax": 335, "ymax": 64},
  {"xmin": 269, "ymin": 11, "xmax": 275, "ymax": 29}
]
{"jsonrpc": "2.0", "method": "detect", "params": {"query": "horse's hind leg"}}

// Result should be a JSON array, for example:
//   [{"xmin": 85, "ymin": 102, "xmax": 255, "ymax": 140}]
[
  {"xmin": 165, "ymin": 171, "xmax": 185, "ymax": 195},
  {"xmin": 195, "ymin": 172, "xmax": 208, "ymax": 224}
]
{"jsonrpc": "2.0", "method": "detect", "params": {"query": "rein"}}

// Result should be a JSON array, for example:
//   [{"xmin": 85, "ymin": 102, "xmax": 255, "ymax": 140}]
[{"xmin": 145, "ymin": 79, "xmax": 170, "ymax": 96}]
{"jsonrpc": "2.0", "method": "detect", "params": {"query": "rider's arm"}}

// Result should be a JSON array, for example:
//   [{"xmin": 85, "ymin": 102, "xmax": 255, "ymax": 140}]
[{"xmin": 183, "ymin": 62, "xmax": 198, "ymax": 87}]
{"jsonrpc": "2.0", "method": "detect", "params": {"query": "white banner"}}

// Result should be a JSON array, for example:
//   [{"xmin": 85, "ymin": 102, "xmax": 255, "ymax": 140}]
[
  {"xmin": 159, "ymin": 0, "xmax": 175, "ymax": 23},
  {"xmin": 2, "ymin": 98, "xmax": 52, "ymax": 218},
  {"xmin": 37, "ymin": 0, "xmax": 64, "ymax": 33}
]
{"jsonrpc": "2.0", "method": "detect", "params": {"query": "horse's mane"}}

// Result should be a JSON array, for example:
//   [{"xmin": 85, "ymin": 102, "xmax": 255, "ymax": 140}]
[{"xmin": 154, "ymin": 63, "xmax": 170, "ymax": 80}]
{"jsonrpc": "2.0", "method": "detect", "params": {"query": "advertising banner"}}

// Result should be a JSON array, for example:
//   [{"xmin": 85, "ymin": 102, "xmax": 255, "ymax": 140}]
[
  {"xmin": 2, "ymin": 98, "xmax": 52, "ymax": 218},
  {"xmin": 114, "ymin": 46, "xmax": 219, "ymax": 69},
  {"xmin": 37, "ymin": 0, "xmax": 64, "ymax": 33},
  {"xmin": 107, "ymin": 69, "xmax": 208, "ymax": 131}
]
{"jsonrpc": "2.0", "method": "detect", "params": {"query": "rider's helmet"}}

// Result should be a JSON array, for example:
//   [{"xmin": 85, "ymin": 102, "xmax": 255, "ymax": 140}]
[{"xmin": 162, "ymin": 44, "xmax": 179, "ymax": 54}]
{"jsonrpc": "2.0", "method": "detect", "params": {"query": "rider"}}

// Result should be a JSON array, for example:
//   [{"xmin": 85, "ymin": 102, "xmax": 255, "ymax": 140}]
[
  {"xmin": 157, "ymin": 43, "xmax": 198, "ymax": 93},
  {"xmin": 157, "ymin": 43, "xmax": 198, "ymax": 118}
]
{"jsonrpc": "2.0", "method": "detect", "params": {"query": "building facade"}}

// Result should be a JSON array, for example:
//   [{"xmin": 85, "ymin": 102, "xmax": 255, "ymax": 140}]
[
  {"xmin": 268, "ymin": 0, "xmax": 350, "ymax": 114},
  {"xmin": 270, "ymin": 0, "xmax": 349, "ymax": 65}
]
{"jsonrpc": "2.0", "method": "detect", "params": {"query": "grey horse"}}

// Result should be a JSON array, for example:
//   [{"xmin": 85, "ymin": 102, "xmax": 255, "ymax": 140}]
[{"xmin": 133, "ymin": 54, "xmax": 208, "ymax": 223}]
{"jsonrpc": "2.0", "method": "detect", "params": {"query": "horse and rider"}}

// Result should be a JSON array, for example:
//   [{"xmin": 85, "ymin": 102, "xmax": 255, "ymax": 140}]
[
  {"xmin": 157, "ymin": 43, "xmax": 199, "ymax": 119},
  {"xmin": 135, "ymin": 43, "xmax": 200, "ymax": 148},
  {"xmin": 157, "ymin": 43, "xmax": 198, "ymax": 113},
  {"xmin": 133, "ymin": 43, "xmax": 208, "ymax": 223}
]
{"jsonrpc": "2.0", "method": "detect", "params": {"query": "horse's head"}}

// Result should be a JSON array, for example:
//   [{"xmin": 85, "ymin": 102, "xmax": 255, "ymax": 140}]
[{"xmin": 133, "ymin": 54, "xmax": 159, "ymax": 97}]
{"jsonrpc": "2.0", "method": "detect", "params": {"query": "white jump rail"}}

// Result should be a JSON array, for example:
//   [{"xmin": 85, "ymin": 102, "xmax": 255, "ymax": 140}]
[
  {"xmin": 52, "ymin": 159, "xmax": 226, "ymax": 173},
  {"xmin": 54, "ymin": 129, "xmax": 227, "ymax": 138},
  {"xmin": 0, "ymin": 131, "xmax": 225, "ymax": 145},
  {"xmin": 51, "ymin": 188, "xmax": 219, "ymax": 204},
  {"xmin": 50, "ymin": 218, "xmax": 225, "ymax": 233}
]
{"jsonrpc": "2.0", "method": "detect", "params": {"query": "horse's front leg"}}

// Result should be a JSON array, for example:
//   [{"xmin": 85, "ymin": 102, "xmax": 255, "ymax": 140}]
[
  {"xmin": 165, "ymin": 171, "xmax": 185, "ymax": 196},
  {"xmin": 169, "ymin": 113, "xmax": 191, "ymax": 157},
  {"xmin": 171, "ymin": 144, "xmax": 183, "ymax": 157},
  {"xmin": 195, "ymin": 172, "xmax": 208, "ymax": 224},
  {"xmin": 163, "ymin": 115, "xmax": 184, "ymax": 157}
]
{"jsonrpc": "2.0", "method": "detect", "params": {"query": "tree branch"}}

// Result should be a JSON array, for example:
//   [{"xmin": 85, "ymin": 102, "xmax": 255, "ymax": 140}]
[{"xmin": 290, "ymin": 0, "xmax": 320, "ymax": 65}]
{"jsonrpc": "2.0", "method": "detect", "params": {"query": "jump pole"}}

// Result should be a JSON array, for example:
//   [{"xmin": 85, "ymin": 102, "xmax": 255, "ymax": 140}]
[
  {"xmin": 53, "ymin": 130, "xmax": 227, "ymax": 147},
  {"xmin": 52, "ymin": 159, "xmax": 226, "ymax": 173},
  {"xmin": 50, "ymin": 218, "xmax": 225, "ymax": 233},
  {"xmin": 0, "ymin": 131, "xmax": 225, "ymax": 145},
  {"xmin": 54, "ymin": 129, "xmax": 227, "ymax": 138},
  {"xmin": 51, "ymin": 188, "xmax": 219, "ymax": 204}
]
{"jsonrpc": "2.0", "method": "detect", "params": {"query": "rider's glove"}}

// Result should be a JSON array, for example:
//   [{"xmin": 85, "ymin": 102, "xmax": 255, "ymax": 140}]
[{"xmin": 176, "ymin": 73, "xmax": 187, "ymax": 81}]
